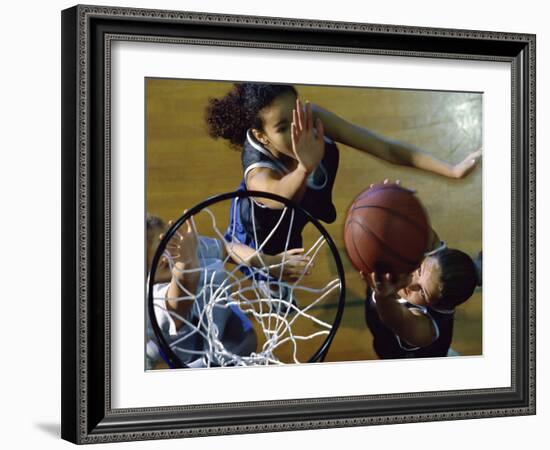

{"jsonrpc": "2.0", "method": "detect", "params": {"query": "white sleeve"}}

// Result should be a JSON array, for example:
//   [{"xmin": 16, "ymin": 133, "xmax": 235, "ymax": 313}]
[{"xmin": 149, "ymin": 282, "xmax": 179, "ymax": 337}]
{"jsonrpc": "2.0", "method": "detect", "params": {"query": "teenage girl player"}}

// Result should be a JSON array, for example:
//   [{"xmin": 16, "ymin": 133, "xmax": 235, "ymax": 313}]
[{"xmin": 362, "ymin": 226, "xmax": 481, "ymax": 359}]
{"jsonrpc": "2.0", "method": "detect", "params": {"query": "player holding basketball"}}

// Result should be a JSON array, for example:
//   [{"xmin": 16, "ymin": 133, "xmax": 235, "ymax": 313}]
[
  {"xmin": 363, "ymin": 244, "xmax": 481, "ymax": 359},
  {"xmin": 145, "ymin": 215, "xmax": 310, "ymax": 369},
  {"xmin": 205, "ymin": 83, "xmax": 482, "ymax": 257}
]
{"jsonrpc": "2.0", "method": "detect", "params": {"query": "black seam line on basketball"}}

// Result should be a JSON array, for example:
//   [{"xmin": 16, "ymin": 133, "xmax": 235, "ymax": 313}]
[
  {"xmin": 351, "ymin": 204, "xmax": 427, "ymax": 234},
  {"xmin": 349, "ymin": 221, "xmax": 374, "ymax": 273},
  {"xmin": 346, "ymin": 218, "xmax": 371, "ymax": 273},
  {"xmin": 349, "ymin": 218, "xmax": 419, "ymax": 266}
]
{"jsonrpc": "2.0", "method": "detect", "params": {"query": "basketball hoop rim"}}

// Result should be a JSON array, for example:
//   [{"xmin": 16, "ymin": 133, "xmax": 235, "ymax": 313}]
[{"xmin": 147, "ymin": 190, "xmax": 347, "ymax": 369}]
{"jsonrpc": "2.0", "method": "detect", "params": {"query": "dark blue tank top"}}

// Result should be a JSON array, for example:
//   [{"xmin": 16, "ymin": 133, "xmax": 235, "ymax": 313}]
[
  {"xmin": 364, "ymin": 288, "xmax": 455, "ymax": 359},
  {"xmin": 225, "ymin": 130, "xmax": 339, "ymax": 255}
]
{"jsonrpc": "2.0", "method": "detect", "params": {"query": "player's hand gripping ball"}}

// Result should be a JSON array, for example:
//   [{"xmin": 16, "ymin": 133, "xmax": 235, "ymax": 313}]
[{"xmin": 344, "ymin": 181, "xmax": 430, "ymax": 275}]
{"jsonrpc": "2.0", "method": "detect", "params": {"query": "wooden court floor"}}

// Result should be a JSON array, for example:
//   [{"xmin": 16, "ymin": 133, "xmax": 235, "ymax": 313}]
[{"xmin": 146, "ymin": 78, "xmax": 482, "ymax": 363}]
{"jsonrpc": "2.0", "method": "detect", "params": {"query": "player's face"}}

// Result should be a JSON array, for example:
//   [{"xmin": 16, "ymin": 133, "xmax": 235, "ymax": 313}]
[
  {"xmin": 398, "ymin": 256, "xmax": 442, "ymax": 307},
  {"xmin": 256, "ymin": 91, "xmax": 298, "ymax": 160}
]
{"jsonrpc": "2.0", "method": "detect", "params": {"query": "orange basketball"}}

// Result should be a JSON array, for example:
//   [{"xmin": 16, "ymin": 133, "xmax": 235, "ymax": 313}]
[{"xmin": 344, "ymin": 183, "xmax": 430, "ymax": 275}]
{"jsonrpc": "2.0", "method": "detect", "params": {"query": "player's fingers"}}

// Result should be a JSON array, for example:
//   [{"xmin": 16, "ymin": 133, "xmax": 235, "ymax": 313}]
[
  {"xmin": 471, "ymin": 148, "xmax": 482, "ymax": 159},
  {"xmin": 290, "ymin": 265, "xmax": 311, "ymax": 276},
  {"xmin": 292, "ymin": 259, "xmax": 310, "ymax": 269},
  {"xmin": 179, "ymin": 209, "xmax": 192, "ymax": 233},
  {"xmin": 373, "ymin": 271, "xmax": 383, "ymax": 287},
  {"xmin": 296, "ymin": 98, "xmax": 304, "ymax": 131},
  {"xmin": 291, "ymin": 123, "xmax": 299, "ymax": 155},
  {"xmin": 306, "ymin": 101, "xmax": 313, "ymax": 131},
  {"xmin": 189, "ymin": 214, "xmax": 198, "ymax": 238},
  {"xmin": 286, "ymin": 266, "xmax": 301, "ymax": 275},
  {"xmin": 286, "ymin": 256, "xmax": 306, "ymax": 265},
  {"xmin": 286, "ymin": 248, "xmax": 305, "ymax": 255},
  {"xmin": 292, "ymin": 109, "xmax": 299, "ymax": 132},
  {"xmin": 158, "ymin": 257, "xmax": 169, "ymax": 271},
  {"xmin": 315, "ymin": 117, "xmax": 325, "ymax": 142}
]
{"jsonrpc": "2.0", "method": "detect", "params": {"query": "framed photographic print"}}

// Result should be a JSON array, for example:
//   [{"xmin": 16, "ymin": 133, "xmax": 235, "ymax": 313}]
[{"xmin": 61, "ymin": 4, "xmax": 536, "ymax": 444}]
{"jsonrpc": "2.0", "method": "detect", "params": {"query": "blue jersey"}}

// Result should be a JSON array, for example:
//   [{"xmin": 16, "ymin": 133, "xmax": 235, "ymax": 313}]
[
  {"xmin": 364, "ymin": 288, "xmax": 455, "ymax": 359},
  {"xmin": 225, "ymin": 129, "xmax": 339, "ymax": 255}
]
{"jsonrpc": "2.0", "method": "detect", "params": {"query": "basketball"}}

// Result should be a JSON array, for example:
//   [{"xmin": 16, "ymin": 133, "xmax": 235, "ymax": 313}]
[{"xmin": 344, "ymin": 182, "xmax": 430, "ymax": 275}]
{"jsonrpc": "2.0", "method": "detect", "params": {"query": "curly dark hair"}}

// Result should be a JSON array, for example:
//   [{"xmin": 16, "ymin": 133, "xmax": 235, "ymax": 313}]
[
  {"xmin": 434, "ymin": 248, "xmax": 479, "ymax": 310},
  {"xmin": 205, "ymin": 83, "xmax": 298, "ymax": 149}
]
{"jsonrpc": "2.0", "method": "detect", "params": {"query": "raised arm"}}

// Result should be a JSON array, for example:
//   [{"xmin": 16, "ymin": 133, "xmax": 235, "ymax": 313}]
[
  {"xmin": 312, "ymin": 103, "xmax": 481, "ymax": 179},
  {"xmin": 161, "ymin": 220, "xmax": 200, "ymax": 329},
  {"xmin": 247, "ymin": 100, "xmax": 325, "ymax": 209},
  {"xmin": 364, "ymin": 272, "xmax": 436, "ymax": 348},
  {"xmin": 246, "ymin": 166, "xmax": 310, "ymax": 209},
  {"xmin": 223, "ymin": 240, "xmax": 311, "ymax": 282}
]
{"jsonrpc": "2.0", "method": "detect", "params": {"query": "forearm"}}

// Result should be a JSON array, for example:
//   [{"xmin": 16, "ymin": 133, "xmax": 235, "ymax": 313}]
[
  {"xmin": 226, "ymin": 242, "xmax": 282, "ymax": 274},
  {"xmin": 387, "ymin": 140, "xmax": 455, "ymax": 177},
  {"xmin": 273, "ymin": 165, "xmax": 311, "ymax": 202},
  {"xmin": 165, "ymin": 265, "xmax": 198, "ymax": 328},
  {"xmin": 225, "ymin": 241, "xmax": 264, "ymax": 266},
  {"xmin": 374, "ymin": 292, "xmax": 435, "ymax": 347},
  {"xmin": 313, "ymin": 104, "xmax": 455, "ymax": 177},
  {"xmin": 248, "ymin": 165, "xmax": 309, "ymax": 209},
  {"xmin": 342, "ymin": 124, "xmax": 454, "ymax": 177},
  {"xmin": 374, "ymin": 294, "xmax": 412, "ymax": 336}
]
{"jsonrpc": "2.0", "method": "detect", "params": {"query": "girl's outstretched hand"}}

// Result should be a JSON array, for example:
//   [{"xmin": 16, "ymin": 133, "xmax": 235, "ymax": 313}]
[
  {"xmin": 272, "ymin": 248, "xmax": 312, "ymax": 281},
  {"xmin": 361, "ymin": 270, "xmax": 412, "ymax": 301},
  {"xmin": 291, "ymin": 99, "xmax": 325, "ymax": 174},
  {"xmin": 161, "ymin": 214, "xmax": 199, "ymax": 281},
  {"xmin": 451, "ymin": 148, "xmax": 482, "ymax": 179}
]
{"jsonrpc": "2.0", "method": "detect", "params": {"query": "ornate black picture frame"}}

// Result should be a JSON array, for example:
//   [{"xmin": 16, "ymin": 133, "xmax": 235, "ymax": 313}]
[{"xmin": 61, "ymin": 4, "xmax": 535, "ymax": 444}]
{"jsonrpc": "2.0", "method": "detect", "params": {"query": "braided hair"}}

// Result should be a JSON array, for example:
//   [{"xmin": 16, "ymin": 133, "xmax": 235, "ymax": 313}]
[{"xmin": 205, "ymin": 83, "xmax": 298, "ymax": 149}]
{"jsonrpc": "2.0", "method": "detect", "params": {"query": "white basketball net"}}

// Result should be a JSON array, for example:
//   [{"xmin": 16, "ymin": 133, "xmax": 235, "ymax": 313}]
[{"xmin": 150, "ymin": 198, "xmax": 342, "ymax": 368}]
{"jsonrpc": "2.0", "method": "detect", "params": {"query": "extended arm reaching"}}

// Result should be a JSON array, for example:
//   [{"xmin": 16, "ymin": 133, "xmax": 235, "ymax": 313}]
[
  {"xmin": 223, "ymin": 240, "xmax": 311, "ymax": 281},
  {"xmin": 363, "ymin": 271, "xmax": 436, "ymax": 348},
  {"xmin": 312, "ymin": 104, "xmax": 481, "ymax": 179}
]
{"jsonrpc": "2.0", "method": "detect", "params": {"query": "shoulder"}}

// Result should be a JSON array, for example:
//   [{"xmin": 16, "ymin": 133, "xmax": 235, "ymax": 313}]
[
  {"xmin": 242, "ymin": 130, "xmax": 288, "ymax": 179},
  {"xmin": 401, "ymin": 301, "xmax": 440, "ymax": 348},
  {"xmin": 245, "ymin": 166, "xmax": 287, "ymax": 196},
  {"xmin": 245, "ymin": 163, "xmax": 284, "ymax": 184}
]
